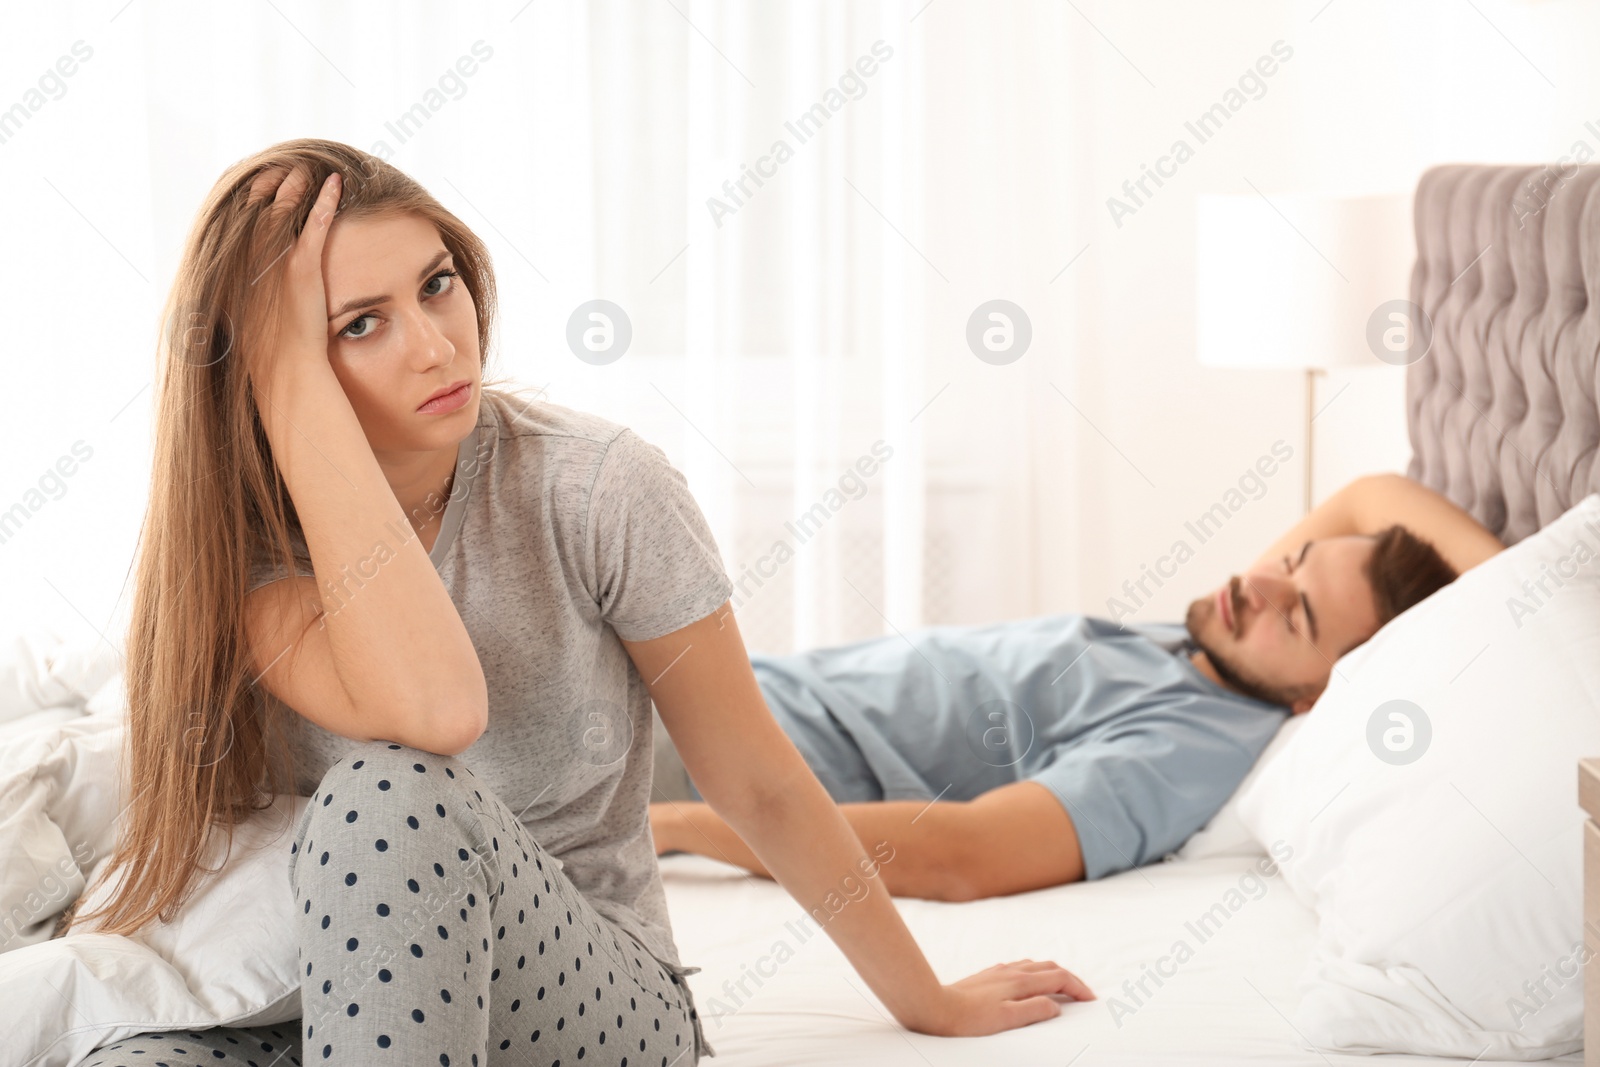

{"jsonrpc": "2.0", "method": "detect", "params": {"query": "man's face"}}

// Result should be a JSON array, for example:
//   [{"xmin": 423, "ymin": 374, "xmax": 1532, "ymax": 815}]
[{"xmin": 1184, "ymin": 535, "xmax": 1383, "ymax": 714}]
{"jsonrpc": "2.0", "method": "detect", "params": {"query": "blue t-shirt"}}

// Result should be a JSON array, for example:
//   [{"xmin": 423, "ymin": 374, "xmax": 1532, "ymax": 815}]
[{"xmin": 702, "ymin": 614, "xmax": 1288, "ymax": 880}]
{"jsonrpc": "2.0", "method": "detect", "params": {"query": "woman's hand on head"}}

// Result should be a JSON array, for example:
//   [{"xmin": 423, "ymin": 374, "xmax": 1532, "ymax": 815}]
[{"xmin": 243, "ymin": 165, "xmax": 343, "ymax": 401}]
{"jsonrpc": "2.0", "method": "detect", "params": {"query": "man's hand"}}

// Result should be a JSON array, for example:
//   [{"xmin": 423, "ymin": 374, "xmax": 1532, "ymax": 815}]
[
  {"xmin": 649, "ymin": 801, "xmax": 687, "ymax": 857},
  {"xmin": 650, "ymin": 799, "xmax": 777, "ymax": 874}
]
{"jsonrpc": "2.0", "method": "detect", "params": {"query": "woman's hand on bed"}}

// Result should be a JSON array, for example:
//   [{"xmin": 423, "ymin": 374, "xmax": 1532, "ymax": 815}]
[{"xmin": 908, "ymin": 959, "xmax": 1096, "ymax": 1036}]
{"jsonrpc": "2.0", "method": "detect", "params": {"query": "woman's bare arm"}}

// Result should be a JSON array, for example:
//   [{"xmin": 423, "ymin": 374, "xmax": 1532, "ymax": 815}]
[
  {"xmin": 248, "ymin": 167, "xmax": 487, "ymax": 754},
  {"xmin": 623, "ymin": 603, "xmax": 1095, "ymax": 1038}
]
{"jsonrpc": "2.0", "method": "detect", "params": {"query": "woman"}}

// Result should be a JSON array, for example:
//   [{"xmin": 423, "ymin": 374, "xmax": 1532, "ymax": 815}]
[{"xmin": 71, "ymin": 138, "xmax": 1093, "ymax": 1065}]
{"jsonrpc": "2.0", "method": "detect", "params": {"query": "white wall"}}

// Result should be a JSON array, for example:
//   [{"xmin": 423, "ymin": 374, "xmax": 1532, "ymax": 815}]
[
  {"xmin": 4, "ymin": 0, "xmax": 1598, "ymax": 652},
  {"xmin": 1051, "ymin": 0, "xmax": 1600, "ymax": 625}
]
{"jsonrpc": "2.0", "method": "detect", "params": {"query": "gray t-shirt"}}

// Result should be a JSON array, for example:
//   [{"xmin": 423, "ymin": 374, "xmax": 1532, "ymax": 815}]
[
  {"xmin": 248, "ymin": 387, "xmax": 734, "ymax": 981},
  {"xmin": 735, "ymin": 615, "xmax": 1289, "ymax": 881}
]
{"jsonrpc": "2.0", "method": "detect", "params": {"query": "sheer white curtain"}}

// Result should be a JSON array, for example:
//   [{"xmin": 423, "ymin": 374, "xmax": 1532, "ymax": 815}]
[
  {"xmin": 580, "ymin": 0, "xmax": 937, "ymax": 654},
  {"xmin": 582, "ymin": 0, "xmax": 1082, "ymax": 653},
  {"xmin": 3, "ymin": 0, "xmax": 1081, "ymax": 657}
]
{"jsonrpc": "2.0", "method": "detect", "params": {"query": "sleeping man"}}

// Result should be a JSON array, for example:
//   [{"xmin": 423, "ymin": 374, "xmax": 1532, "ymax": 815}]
[{"xmin": 647, "ymin": 472, "xmax": 1505, "ymax": 901}]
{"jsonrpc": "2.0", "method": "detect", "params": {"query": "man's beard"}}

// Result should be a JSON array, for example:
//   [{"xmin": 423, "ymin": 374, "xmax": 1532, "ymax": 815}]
[{"xmin": 1183, "ymin": 596, "xmax": 1303, "ymax": 709}]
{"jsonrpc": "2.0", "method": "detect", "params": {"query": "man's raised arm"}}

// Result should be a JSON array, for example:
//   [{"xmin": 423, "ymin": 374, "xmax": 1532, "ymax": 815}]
[{"xmin": 1251, "ymin": 473, "xmax": 1504, "ymax": 576}]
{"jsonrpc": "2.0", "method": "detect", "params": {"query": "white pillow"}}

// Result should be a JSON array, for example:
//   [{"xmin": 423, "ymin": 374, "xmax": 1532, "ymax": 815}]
[
  {"xmin": 1, "ymin": 793, "xmax": 305, "ymax": 1067},
  {"xmin": 1176, "ymin": 713, "xmax": 1305, "ymax": 862},
  {"xmin": 1236, "ymin": 492, "xmax": 1600, "ymax": 1060}
]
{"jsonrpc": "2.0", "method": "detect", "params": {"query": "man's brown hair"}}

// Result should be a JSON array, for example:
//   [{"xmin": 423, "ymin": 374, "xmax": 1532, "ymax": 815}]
[{"xmin": 1365, "ymin": 524, "xmax": 1459, "ymax": 627}]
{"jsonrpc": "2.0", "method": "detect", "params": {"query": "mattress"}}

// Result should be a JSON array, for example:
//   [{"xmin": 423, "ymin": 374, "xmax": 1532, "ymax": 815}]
[{"xmin": 661, "ymin": 851, "xmax": 1583, "ymax": 1066}]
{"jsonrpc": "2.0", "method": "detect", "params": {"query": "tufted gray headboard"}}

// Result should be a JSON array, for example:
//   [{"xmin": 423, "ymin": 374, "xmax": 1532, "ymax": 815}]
[{"xmin": 1404, "ymin": 162, "xmax": 1600, "ymax": 546}]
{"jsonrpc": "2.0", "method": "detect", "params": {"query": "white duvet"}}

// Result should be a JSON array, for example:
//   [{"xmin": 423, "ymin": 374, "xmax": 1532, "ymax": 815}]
[
  {"xmin": 0, "ymin": 625, "xmax": 302, "ymax": 1067},
  {"xmin": 0, "ymin": 624, "xmax": 126, "ymax": 958}
]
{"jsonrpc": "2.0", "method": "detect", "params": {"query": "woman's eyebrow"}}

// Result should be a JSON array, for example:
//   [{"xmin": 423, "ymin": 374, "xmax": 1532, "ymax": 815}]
[{"xmin": 328, "ymin": 249, "xmax": 452, "ymax": 321}]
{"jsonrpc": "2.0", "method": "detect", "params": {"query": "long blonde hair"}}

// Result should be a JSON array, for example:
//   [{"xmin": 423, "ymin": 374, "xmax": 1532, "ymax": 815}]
[{"xmin": 69, "ymin": 137, "xmax": 517, "ymax": 936}]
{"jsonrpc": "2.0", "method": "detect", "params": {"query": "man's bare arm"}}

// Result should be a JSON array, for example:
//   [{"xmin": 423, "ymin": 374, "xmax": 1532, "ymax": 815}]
[
  {"xmin": 651, "ymin": 779, "xmax": 1084, "ymax": 903},
  {"xmin": 651, "ymin": 799, "xmax": 969, "ymax": 901},
  {"xmin": 1252, "ymin": 472, "xmax": 1503, "ymax": 576}
]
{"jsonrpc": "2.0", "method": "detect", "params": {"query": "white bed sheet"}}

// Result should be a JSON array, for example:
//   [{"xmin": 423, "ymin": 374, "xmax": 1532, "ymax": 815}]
[{"xmin": 660, "ymin": 851, "xmax": 1583, "ymax": 1067}]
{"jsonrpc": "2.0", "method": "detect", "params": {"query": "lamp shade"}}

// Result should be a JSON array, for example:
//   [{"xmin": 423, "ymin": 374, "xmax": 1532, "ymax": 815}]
[{"xmin": 1195, "ymin": 192, "xmax": 1413, "ymax": 370}]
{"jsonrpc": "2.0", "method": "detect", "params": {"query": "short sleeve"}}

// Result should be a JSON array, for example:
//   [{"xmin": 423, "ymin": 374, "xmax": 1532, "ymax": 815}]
[
  {"xmin": 1028, "ymin": 707, "xmax": 1274, "ymax": 880},
  {"xmin": 246, "ymin": 536, "xmax": 316, "ymax": 595},
  {"xmin": 584, "ymin": 428, "xmax": 734, "ymax": 642}
]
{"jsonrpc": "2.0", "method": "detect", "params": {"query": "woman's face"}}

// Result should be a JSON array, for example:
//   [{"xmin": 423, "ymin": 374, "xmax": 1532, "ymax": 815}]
[{"xmin": 319, "ymin": 212, "xmax": 481, "ymax": 454}]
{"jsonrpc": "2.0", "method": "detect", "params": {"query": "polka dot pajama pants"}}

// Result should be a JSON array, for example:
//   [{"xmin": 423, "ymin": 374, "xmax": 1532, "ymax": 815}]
[{"xmin": 84, "ymin": 742, "xmax": 709, "ymax": 1067}]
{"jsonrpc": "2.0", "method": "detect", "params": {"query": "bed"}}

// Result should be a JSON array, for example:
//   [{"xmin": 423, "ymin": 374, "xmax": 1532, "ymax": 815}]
[
  {"xmin": 659, "ymin": 849, "xmax": 1449, "ymax": 1066},
  {"xmin": 653, "ymin": 160, "xmax": 1600, "ymax": 1066}
]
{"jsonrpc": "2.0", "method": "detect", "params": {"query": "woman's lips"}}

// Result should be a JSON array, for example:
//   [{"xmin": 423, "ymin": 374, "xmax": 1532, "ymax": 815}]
[{"xmin": 418, "ymin": 381, "xmax": 471, "ymax": 414}]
